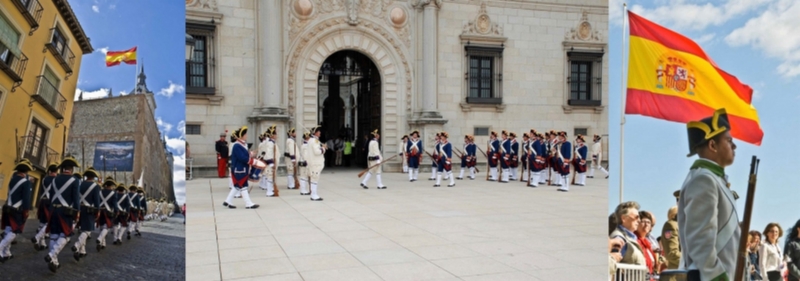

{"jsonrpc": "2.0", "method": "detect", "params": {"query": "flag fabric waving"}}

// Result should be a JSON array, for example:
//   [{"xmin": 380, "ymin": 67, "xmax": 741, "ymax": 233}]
[
  {"xmin": 625, "ymin": 11, "xmax": 763, "ymax": 145},
  {"xmin": 105, "ymin": 47, "xmax": 137, "ymax": 67}
]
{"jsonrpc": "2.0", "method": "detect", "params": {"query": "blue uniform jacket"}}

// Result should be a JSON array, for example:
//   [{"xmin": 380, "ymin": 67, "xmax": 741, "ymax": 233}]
[
  {"xmin": 465, "ymin": 143, "xmax": 476, "ymax": 157},
  {"xmin": 560, "ymin": 141, "xmax": 572, "ymax": 160},
  {"xmin": 79, "ymin": 181, "xmax": 101, "ymax": 209},
  {"xmin": 230, "ymin": 141, "xmax": 250, "ymax": 186},
  {"xmin": 99, "ymin": 189, "xmax": 118, "ymax": 212},
  {"xmin": 576, "ymin": 145, "xmax": 588, "ymax": 161},
  {"xmin": 49, "ymin": 174, "xmax": 81, "ymax": 210},
  {"xmin": 116, "ymin": 192, "xmax": 130, "ymax": 212},
  {"xmin": 7, "ymin": 174, "xmax": 32, "ymax": 211}
]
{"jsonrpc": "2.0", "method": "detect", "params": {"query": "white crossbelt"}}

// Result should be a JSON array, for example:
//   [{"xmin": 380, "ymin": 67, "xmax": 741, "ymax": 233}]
[
  {"xmin": 129, "ymin": 194, "xmax": 138, "ymax": 210},
  {"xmin": 7, "ymin": 177, "xmax": 28, "ymax": 208},
  {"xmin": 117, "ymin": 194, "xmax": 127, "ymax": 210},
  {"xmin": 40, "ymin": 178, "xmax": 52, "ymax": 200},
  {"xmin": 100, "ymin": 191, "xmax": 114, "ymax": 212},
  {"xmin": 500, "ymin": 140, "xmax": 507, "ymax": 153},
  {"xmin": 575, "ymin": 146, "xmax": 583, "ymax": 160},
  {"xmin": 80, "ymin": 183, "xmax": 98, "ymax": 207},
  {"xmin": 52, "ymin": 177, "xmax": 76, "ymax": 207}
]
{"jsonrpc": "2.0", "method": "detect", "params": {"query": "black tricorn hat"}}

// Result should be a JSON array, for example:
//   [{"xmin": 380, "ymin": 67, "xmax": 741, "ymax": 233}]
[
  {"xmin": 83, "ymin": 167, "xmax": 99, "ymax": 179},
  {"xmin": 410, "ymin": 130, "xmax": 419, "ymax": 137},
  {"xmin": 103, "ymin": 176, "xmax": 116, "ymax": 187},
  {"xmin": 371, "ymin": 129, "xmax": 379, "ymax": 137},
  {"xmin": 73, "ymin": 172, "xmax": 82, "ymax": 179},
  {"xmin": 14, "ymin": 159, "xmax": 33, "ymax": 173},
  {"xmin": 47, "ymin": 162, "xmax": 58, "ymax": 172},
  {"xmin": 234, "ymin": 126, "xmax": 248, "ymax": 139},
  {"xmin": 440, "ymin": 131, "xmax": 449, "ymax": 138},
  {"xmin": 116, "ymin": 184, "xmax": 127, "ymax": 192},
  {"xmin": 59, "ymin": 156, "xmax": 80, "ymax": 169},
  {"xmin": 686, "ymin": 108, "xmax": 730, "ymax": 157}
]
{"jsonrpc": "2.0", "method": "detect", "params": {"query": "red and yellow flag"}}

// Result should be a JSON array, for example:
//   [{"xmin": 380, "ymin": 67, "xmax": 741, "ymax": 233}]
[
  {"xmin": 105, "ymin": 47, "xmax": 137, "ymax": 67},
  {"xmin": 625, "ymin": 11, "xmax": 763, "ymax": 145}
]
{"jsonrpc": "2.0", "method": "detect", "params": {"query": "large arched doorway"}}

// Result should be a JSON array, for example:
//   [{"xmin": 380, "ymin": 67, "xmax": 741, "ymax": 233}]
[{"xmin": 318, "ymin": 50, "xmax": 381, "ymax": 168}]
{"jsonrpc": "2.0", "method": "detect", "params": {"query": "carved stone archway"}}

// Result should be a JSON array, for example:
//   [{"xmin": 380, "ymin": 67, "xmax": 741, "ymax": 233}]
[{"xmin": 287, "ymin": 18, "xmax": 411, "ymax": 159}]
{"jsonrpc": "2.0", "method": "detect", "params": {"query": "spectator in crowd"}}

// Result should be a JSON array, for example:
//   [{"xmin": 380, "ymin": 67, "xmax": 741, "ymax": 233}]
[
  {"xmin": 334, "ymin": 136, "xmax": 344, "ymax": 166},
  {"xmin": 661, "ymin": 205, "xmax": 681, "ymax": 270},
  {"xmin": 636, "ymin": 211, "xmax": 657, "ymax": 279},
  {"xmin": 215, "ymin": 133, "xmax": 229, "ymax": 178},
  {"xmin": 760, "ymin": 223, "xmax": 786, "ymax": 281},
  {"xmin": 786, "ymin": 219, "xmax": 800, "ymax": 281},
  {"xmin": 609, "ymin": 236, "xmax": 624, "ymax": 278},
  {"xmin": 610, "ymin": 201, "xmax": 646, "ymax": 266},
  {"xmin": 750, "ymin": 230, "xmax": 764, "ymax": 280},
  {"xmin": 344, "ymin": 137, "xmax": 353, "ymax": 167}
]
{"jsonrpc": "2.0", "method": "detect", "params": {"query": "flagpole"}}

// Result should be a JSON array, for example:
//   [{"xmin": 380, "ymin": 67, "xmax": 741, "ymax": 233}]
[{"xmin": 619, "ymin": 3, "xmax": 627, "ymax": 204}]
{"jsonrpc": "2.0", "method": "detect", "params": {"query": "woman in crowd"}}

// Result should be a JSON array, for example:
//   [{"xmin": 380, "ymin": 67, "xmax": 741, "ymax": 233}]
[
  {"xmin": 760, "ymin": 223, "xmax": 786, "ymax": 281},
  {"xmin": 749, "ymin": 230, "xmax": 764, "ymax": 280},
  {"xmin": 635, "ymin": 211, "xmax": 657, "ymax": 280}
]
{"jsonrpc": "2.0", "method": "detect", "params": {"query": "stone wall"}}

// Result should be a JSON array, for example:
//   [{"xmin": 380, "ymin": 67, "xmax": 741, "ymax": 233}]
[{"xmin": 68, "ymin": 94, "xmax": 174, "ymax": 201}]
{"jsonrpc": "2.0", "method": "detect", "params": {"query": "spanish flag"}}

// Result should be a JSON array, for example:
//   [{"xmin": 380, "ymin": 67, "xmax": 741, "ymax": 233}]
[
  {"xmin": 105, "ymin": 47, "xmax": 137, "ymax": 67},
  {"xmin": 625, "ymin": 11, "xmax": 763, "ymax": 145}
]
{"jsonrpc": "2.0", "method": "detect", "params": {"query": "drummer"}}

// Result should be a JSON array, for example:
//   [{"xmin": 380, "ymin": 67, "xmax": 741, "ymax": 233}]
[{"xmin": 222, "ymin": 126, "xmax": 260, "ymax": 209}]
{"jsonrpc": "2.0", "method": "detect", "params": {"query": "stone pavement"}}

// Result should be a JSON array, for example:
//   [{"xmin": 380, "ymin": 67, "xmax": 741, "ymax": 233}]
[
  {"xmin": 186, "ymin": 168, "xmax": 608, "ymax": 281},
  {"xmin": 0, "ymin": 215, "xmax": 185, "ymax": 281}
]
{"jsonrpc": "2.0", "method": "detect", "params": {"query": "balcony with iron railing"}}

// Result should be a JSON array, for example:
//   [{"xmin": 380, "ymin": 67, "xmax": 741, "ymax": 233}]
[
  {"xmin": 0, "ymin": 47, "xmax": 27, "ymax": 86},
  {"xmin": 31, "ymin": 75, "xmax": 66, "ymax": 120},
  {"xmin": 44, "ymin": 29, "xmax": 75, "ymax": 74},
  {"xmin": 11, "ymin": 0, "xmax": 44, "ymax": 35}
]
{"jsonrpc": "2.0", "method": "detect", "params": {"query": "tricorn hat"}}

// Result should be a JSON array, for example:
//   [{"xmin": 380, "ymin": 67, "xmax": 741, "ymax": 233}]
[
  {"xmin": 116, "ymin": 184, "xmax": 126, "ymax": 192},
  {"xmin": 288, "ymin": 128, "xmax": 295, "ymax": 135},
  {"xmin": 303, "ymin": 132, "xmax": 311, "ymax": 139},
  {"xmin": 14, "ymin": 159, "xmax": 33, "ymax": 173},
  {"xmin": 401, "ymin": 135, "xmax": 408, "ymax": 140},
  {"xmin": 83, "ymin": 167, "xmax": 100, "ymax": 179},
  {"xmin": 103, "ymin": 176, "xmax": 116, "ymax": 187},
  {"xmin": 410, "ymin": 130, "xmax": 419, "ymax": 137},
  {"xmin": 686, "ymin": 108, "xmax": 730, "ymax": 157},
  {"xmin": 234, "ymin": 126, "xmax": 248, "ymax": 139},
  {"xmin": 72, "ymin": 172, "xmax": 82, "ymax": 179},
  {"xmin": 129, "ymin": 184, "xmax": 138, "ymax": 191},
  {"xmin": 523, "ymin": 133, "xmax": 529, "ymax": 138},
  {"xmin": 576, "ymin": 135, "xmax": 585, "ymax": 142},
  {"xmin": 490, "ymin": 131, "xmax": 498, "ymax": 137},
  {"xmin": 673, "ymin": 190, "xmax": 680, "ymax": 199},
  {"xmin": 47, "ymin": 163, "xmax": 58, "ymax": 172},
  {"xmin": 59, "ymin": 156, "xmax": 80, "ymax": 169},
  {"xmin": 501, "ymin": 130, "xmax": 508, "ymax": 136},
  {"xmin": 509, "ymin": 132, "xmax": 516, "ymax": 138},
  {"xmin": 371, "ymin": 129, "xmax": 379, "ymax": 137},
  {"xmin": 594, "ymin": 134, "xmax": 601, "ymax": 141},
  {"xmin": 440, "ymin": 131, "xmax": 449, "ymax": 138}
]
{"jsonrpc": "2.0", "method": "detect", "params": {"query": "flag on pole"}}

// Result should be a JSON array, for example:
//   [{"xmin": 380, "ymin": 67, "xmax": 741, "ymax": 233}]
[
  {"xmin": 137, "ymin": 169, "xmax": 144, "ymax": 188},
  {"xmin": 625, "ymin": 11, "xmax": 763, "ymax": 145},
  {"xmin": 106, "ymin": 47, "xmax": 137, "ymax": 67}
]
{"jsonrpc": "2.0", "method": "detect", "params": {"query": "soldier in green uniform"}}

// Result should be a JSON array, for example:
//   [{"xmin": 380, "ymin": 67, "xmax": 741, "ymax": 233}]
[{"xmin": 662, "ymin": 204, "xmax": 681, "ymax": 270}]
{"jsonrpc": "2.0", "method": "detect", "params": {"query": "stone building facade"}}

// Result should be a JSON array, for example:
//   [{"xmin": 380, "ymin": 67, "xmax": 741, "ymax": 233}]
[
  {"xmin": 185, "ymin": 0, "xmax": 609, "ymax": 176},
  {"xmin": 66, "ymin": 66, "xmax": 175, "ymax": 201}
]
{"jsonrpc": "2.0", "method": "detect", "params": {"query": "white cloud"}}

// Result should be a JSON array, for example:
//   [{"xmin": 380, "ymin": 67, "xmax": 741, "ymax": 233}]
[
  {"xmin": 695, "ymin": 33, "xmax": 717, "ymax": 45},
  {"xmin": 725, "ymin": 0, "xmax": 800, "ymax": 77},
  {"xmin": 74, "ymin": 88, "xmax": 110, "ymax": 101},
  {"xmin": 119, "ymin": 91, "xmax": 128, "ymax": 96},
  {"xmin": 616, "ymin": 0, "xmax": 772, "ymax": 31},
  {"xmin": 177, "ymin": 120, "xmax": 186, "ymax": 137},
  {"xmin": 96, "ymin": 47, "xmax": 109, "ymax": 55},
  {"xmin": 157, "ymin": 117, "xmax": 173, "ymax": 134},
  {"xmin": 92, "ymin": 5, "xmax": 99, "ymax": 13},
  {"xmin": 172, "ymin": 154, "xmax": 185, "ymax": 205},
  {"xmin": 157, "ymin": 81, "xmax": 184, "ymax": 98}
]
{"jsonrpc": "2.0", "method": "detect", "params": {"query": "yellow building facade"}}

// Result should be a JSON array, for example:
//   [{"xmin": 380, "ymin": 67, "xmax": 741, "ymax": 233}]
[{"xmin": 0, "ymin": 0, "xmax": 91, "ymax": 205}]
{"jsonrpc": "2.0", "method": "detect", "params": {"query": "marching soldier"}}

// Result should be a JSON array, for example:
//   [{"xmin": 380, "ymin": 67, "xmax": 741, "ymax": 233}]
[
  {"xmin": 677, "ymin": 108, "xmax": 739, "ymax": 281},
  {"xmin": 529, "ymin": 132, "xmax": 547, "ymax": 187},
  {"xmin": 509, "ymin": 132, "xmax": 520, "ymax": 181},
  {"xmin": 45, "ymin": 156, "xmax": 81, "ymax": 272},
  {"xmin": 229, "ymin": 132, "xmax": 241, "ymax": 198},
  {"xmin": 135, "ymin": 188, "xmax": 146, "ymax": 235},
  {"xmin": 298, "ymin": 132, "xmax": 311, "ymax": 196},
  {"xmin": 263, "ymin": 126, "xmax": 280, "ymax": 197},
  {"xmin": 286, "ymin": 128, "xmax": 298, "ymax": 190},
  {"xmin": 434, "ymin": 132, "xmax": 456, "ymax": 187},
  {"xmin": 429, "ymin": 133, "xmax": 440, "ymax": 181},
  {"xmin": 126, "ymin": 185, "xmax": 140, "ymax": 240},
  {"xmin": 0, "ymin": 159, "xmax": 33, "ymax": 262},
  {"xmin": 500, "ymin": 130, "xmax": 511, "ymax": 183},
  {"xmin": 113, "ymin": 183, "xmax": 129, "ymax": 245},
  {"xmin": 520, "ymin": 133, "xmax": 530, "ymax": 182},
  {"xmin": 256, "ymin": 131, "xmax": 269, "ymax": 191},
  {"xmin": 32, "ymin": 163, "xmax": 58, "ymax": 251},
  {"xmin": 556, "ymin": 132, "xmax": 572, "ymax": 192},
  {"xmin": 222, "ymin": 126, "xmax": 260, "ymax": 209},
  {"xmin": 96, "ymin": 177, "xmax": 117, "ymax": 251},
  {"xmin": 308, "ymin": 126, "xmax": 327, "ymax": 201},
  {"xmin": 589, "ymin": 134, "xmax": 609, "ymax": 179},
  {"xmin": 547, "ymin": 130, "xmax": 560, "ymax": 186},
  {"xmin": 457, "ymin": 135, "xmax": 476, "ymax": 180},
  {"xmin": 407, "ymin": 131, "xmax": 422, "ymax": 181},
  {"xmin": 488, "ymin": 131, "xmax": 500, "ymax": 181},
  {"xmin": 573, "ymin": 135, "xmax": 589, "ymax": 186},
  {"xmin": 72, "ymin": 167, "xmax": 101, "ymax": 261},
  {"xmin": 400, "ymin": 135, "xmax": 409, "ymax": 173},
  {"xmin": 361, "ymin": 129, "xmax": 387, "ymax": 189}
]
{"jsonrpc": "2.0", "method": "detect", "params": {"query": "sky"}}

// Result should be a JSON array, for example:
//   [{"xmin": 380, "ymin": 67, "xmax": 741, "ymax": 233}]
[
  {"xmin": 608, "ymin": 0, "xmax": 800, "ymax": 245},
  {"xmin": 71, "ymin": 0, "xmax": 186, "ymax": 204}
]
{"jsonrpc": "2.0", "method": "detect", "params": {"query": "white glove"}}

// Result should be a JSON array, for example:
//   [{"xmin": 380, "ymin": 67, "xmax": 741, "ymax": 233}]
[
  {"xmin": 376, "ymin": 160, "xmax": 381, "ymax": 164},
  {"xmin": 446, "ymin": 161, "xmax": 451, "ymax": 165},
  {"xmin": 269, "ymin": 163, "xmax": 274, "ymax": 168},
  {"xmin": 291, "ymin": 159, "xmax": 296, "ymax": 163}
]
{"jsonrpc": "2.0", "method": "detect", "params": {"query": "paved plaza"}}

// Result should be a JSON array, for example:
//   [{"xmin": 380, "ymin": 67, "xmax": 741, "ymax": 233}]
[{"xmin": 186, "ymin": 168, "xmax": 608, "ymax": 281}]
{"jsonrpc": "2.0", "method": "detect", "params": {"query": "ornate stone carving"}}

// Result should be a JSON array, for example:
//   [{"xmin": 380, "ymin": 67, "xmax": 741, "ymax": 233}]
[
  {"xmin": 565, "ymin": 11, "xmax": 602, "ymax": 42},
  {"xmin": 294, "ymin": 0, "xmax": 313, "ymax": 17},
  {"xmin": 345, "ymin": 0, "xmax": 360, "ymax": 25},
  {"xmin": 186, "ymin": 0, "xmax": 217, "ymax": 11},
  {"xmin": 287, "ymin": 17, "xmax": 413, "ymax": 118},
  {"xmin": 390, "ymin": 7, "xmax": 405, "ymax": 26},
  {"xmin": 411, "ymin": 0, "xmax": 442, "ymax": 9},
  {"xmin": 462, "ymin": 2, "xmax": 502, "ymax": 36}
]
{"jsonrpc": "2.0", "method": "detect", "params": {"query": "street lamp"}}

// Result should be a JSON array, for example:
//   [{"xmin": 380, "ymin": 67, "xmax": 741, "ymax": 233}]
[{"xmin": 185, "ymin": 33, "xmax": 196, "ymax": 62}]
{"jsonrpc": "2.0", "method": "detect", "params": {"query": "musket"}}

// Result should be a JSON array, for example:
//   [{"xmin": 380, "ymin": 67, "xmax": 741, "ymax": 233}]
[
  {"xmin": 481, "ymin": 144, "xmax": 491, "ymax": 180},
  {"xmin": 357, "ymin": 154, "xmax": 399, "ymax": 178},
  {"xmin": 734, "ymin": 156, "xmax": 760, "ymax": 281},
  {"xmin": 272, "ymin": 142, "xmax": 279, "ymax": 197},
  {"xmin": 454, "ymin": 147, "xmax": 479, "ymax": 173},
  {"xmin": 423, "ymin": 150, "xmax": 439, "ymax": 167}
]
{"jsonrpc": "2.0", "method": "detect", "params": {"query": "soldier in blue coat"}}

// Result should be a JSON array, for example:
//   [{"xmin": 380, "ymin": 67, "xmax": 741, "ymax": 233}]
[
  {"xmin": 0, "ymin": 159, "xmax": 33, "ymax": 262},
  {"xmin": 520, "ymin": 133, "xmax": 530, "ymax": 182},
  {"xmin": 71, "ymin": 168, "xmax": 101, "ymax": 261},
  {"xmin": 509, "ymin": 132, "xmax": 520, "ymax": 181},
  {"xmin": 113, "ymin": 183, "xmax": 129, "ymax": 246},
  {"xmin": 126, "ymin": 185, "xmax": 140, "ymax": 240},
  {"xmin": 406, "ymin": 131, "xmax": 423, "ymax": 181},
  {"xmin": 434, "ymin": 132, "xmax": 455, "ymax": 187},
  {"xmin": 573, "ymin": 135, "xmax": 589, "ymax": 186},
  {"xmin": 429, "ymin": 133, "xmax": 440, "ymax": 181},
  {"xmin": 457, "ymin": 135, "xmax": 478, "ymax": 180},
  {"xmin": 96, "ymin": 177, "xmax": 117, "ymax": 251},
  {"xmin": 135, "ymin": 188, "xmax": 146, "ymax": 236},
  {"xmin": 557, "ymin": 132, "xmax": 573, "ymax": 192},
  {"xmin": 499, "ymin": 130, "xmax": 511, "ymax": 183},
  {"xmin": 527, "ymin": 132, "xmax": 543, "ymax": 187},
  {"xmin": 223, "ymin": 126, "xmax": 260, "ymax": 209},
  {"xmin": 32, "ymin": 163, "xmax": 58, "ymax": 251},
  {"xmin": 488, "ymin": 131, "xmax": 500, "ymax": 181},
  {"xmin": 45, "ymin": 156, "xmax": 82, "ymax": 272}
]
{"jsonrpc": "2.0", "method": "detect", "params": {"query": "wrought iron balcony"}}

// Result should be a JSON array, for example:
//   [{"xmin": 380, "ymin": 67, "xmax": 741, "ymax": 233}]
[
  {"xmin": 44, "ymin": 28, "xmax": 75, "ymax": 75},
  {"xmin": 0, "ymin": 48, "xmax": 27, "ymax": 87},
  {"xmin": 11, "ymin": 0, "xmax": 44, "ymax": 35},
  {"xmin": 31, "ymin": 75, "xmax": 66, "ymax": 120}
]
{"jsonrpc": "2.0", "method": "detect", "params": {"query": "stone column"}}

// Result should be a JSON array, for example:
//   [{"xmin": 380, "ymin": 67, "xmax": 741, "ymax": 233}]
[
  {"xmin": 260, "ymin": 0, "xmax": 284, "ymax": 114},
  {"xmin": 420, "ymin": 0, "xmax": 442, "ymax": 119}
]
